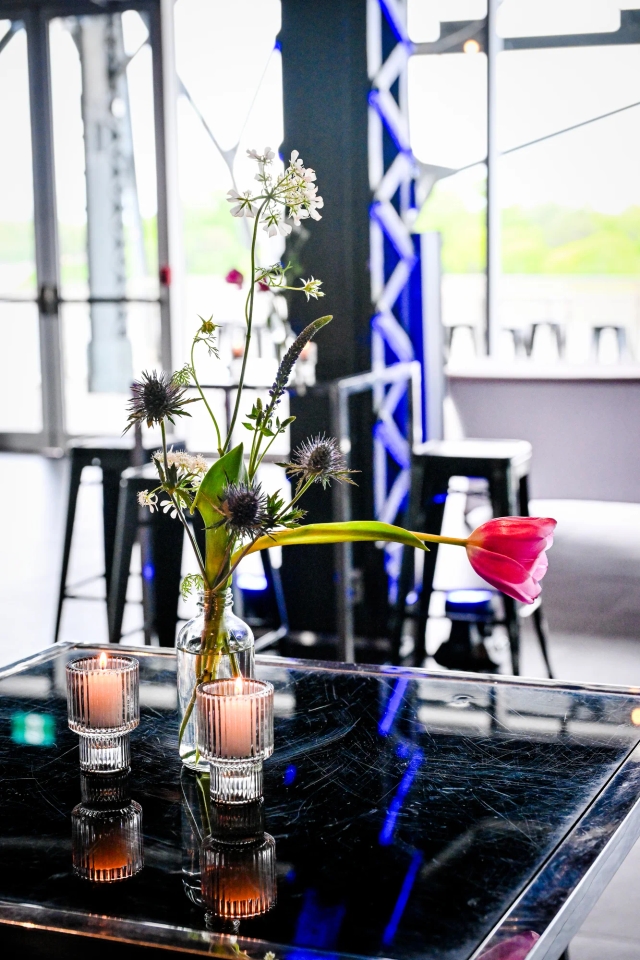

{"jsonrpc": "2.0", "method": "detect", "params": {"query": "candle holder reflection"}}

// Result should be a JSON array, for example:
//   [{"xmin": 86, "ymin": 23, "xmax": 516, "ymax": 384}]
[
  {"xmin": 72, "ymin": 773, "xmax": 143, "ymax": 883},
  {"xmin": 67, "ymin": 654, "xmax": 139, "ymax": 773},
  {"xmin": 197, "ymin": 678, "xmax": 273, "ymax": 803},
  {"xmin": 201, "ymin": 800, "xmax": 276, "ymax": 921}
]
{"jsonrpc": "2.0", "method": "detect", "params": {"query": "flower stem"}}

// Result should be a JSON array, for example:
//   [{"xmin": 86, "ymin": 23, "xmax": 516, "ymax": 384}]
[
  {"xmin": 412, "ymin": 532, "xmax": 469, "ymax": 547},
  {"xmin": 224, "ymin": 199, "xmax": 268, "ymax": 452},
  {"xmin": 191, "ymin": 339, "xmax": 223, "ymax": 456}
]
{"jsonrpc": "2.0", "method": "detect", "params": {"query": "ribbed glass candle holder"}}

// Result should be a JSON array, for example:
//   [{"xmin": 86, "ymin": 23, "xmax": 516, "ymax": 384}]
[
  {"xmin": 67, "ymin": 654, "xmax": 139, "ymax": 772},
  {"xmin": 201, "ymin": 832, "xmax": 276, "ymax": 920},
  {"xmin": 72, "ymin": 800, "xmax": 143, "ymax": 883},
  {"xmin": 197, "ymin": 678, "xmax": 274, "ymax": 803}
]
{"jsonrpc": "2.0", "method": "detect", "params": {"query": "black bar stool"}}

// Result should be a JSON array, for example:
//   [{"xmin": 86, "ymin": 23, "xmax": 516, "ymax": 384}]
[
  {"xmin": 108, "ymin": 464, "xmax": 186, "ymax": 646},
  {"xmin": 55, "ymin": 437, "xmax": 154, "ymax": 642},
  {"xmin": 394, "ymin": 439, "xmax": 553, "ymax": 677}
]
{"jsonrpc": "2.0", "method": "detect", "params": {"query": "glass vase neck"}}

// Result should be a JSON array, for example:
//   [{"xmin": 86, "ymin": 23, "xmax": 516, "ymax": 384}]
[{"xmin": 198, "ymin": 589, "xmax": 232, "ymax": 614}]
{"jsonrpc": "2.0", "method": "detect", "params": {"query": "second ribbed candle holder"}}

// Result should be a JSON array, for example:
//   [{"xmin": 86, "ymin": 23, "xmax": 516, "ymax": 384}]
[
  {"xmin": 197, "ymin": 678, "xmax": 274, "ymax": 803},
  {"xmin": 67, "ymin": 653, "xmax": 139, "ymax": 773}
]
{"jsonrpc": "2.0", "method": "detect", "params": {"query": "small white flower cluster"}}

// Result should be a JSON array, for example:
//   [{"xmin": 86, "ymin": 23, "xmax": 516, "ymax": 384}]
[
  {"xmin": 227, "ymin": 147, "xmax": 323, "ymax": 238},
  {"xmin": 299, "ymin": 276, "xmax": 324, "ymax": 301},
  {"xmin": 153, "ymin": 450, "xmax": 208, "ymax": 475},
  {"xmin": 137, "ymin": 489, "xmax": 179, "ymax": 518},
  {"xmin": 137, "ymin": 490, "xmax": 158, "ymax": 511}
]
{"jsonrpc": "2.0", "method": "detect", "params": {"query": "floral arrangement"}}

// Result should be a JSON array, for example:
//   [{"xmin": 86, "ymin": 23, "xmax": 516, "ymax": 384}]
[{"xmin": 125, "ymin": 147, "xmax": 555, "ymax": 746}]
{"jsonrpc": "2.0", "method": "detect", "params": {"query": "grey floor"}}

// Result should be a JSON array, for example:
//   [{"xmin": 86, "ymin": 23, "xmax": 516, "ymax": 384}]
[{"xmin": 1, "ymin": 452, "xmax": 640, "ymax": 957}]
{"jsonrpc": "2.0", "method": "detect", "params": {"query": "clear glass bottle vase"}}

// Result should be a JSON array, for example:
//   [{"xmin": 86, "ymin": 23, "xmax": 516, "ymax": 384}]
[{"xmin": 176, "ymin": 590, "xmax": 254, "ymax": 771}]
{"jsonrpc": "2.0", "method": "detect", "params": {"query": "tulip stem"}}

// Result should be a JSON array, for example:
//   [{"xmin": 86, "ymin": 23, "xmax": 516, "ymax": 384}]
[{"xmin": 411, "ymin": 532, "xmax": 469, "ymax": 547}]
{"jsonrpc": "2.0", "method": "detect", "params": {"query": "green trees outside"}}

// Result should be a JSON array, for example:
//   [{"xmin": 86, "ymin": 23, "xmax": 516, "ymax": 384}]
[{"xmin": 414, "ymin": 186, "xmax": 640, "ymax": 275}]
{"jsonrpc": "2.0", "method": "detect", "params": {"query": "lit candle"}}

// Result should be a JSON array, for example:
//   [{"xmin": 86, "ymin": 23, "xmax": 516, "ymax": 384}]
[
  {"xmin": 67, "ymin": 654, "xmax": 139, "ymax": 773},
  {"xmin": 197, "ymin": 678, "xmax": 274, "ymax": 803},
  {"xmin": 219, "ymin": 677, "xmax": 255, "ymax": 758},
  {"xmin": 87, "ymin": 653, "xmax": 127, "ymax": 728}
]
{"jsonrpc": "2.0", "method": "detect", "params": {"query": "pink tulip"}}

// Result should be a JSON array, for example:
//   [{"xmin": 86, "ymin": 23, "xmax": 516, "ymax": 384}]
[
  {"xmin": 478, "ymin": 931, "xmax": 540, "ymax": 960},
  {"xmin": 466, "ymin": 517, "xmax": 557, "ymax": 604}
]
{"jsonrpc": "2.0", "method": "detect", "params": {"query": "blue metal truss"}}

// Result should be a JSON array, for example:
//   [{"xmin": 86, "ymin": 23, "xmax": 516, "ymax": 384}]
[{"xmin": 367, "ymin": 0, "xmax": 424, "ymax": 598}]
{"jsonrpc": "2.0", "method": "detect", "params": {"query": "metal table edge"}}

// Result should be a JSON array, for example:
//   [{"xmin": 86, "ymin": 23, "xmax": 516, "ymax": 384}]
[
  {"xmin": 469, "ymin": 740, "xmax": 640, "ymax": 960},
  {"xmin": 5, "ymin": 643, "xmax": 640, "ymax": 699},
  {"xmin": 0, "ymin": 901, "xmax": 385, "ymax": 960}
]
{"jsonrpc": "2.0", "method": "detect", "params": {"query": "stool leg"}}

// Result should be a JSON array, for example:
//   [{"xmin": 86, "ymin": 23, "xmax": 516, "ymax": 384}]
[
  {"xmin": 415, "ymin": 480, "xmax": 447, "ymax": 667},
  {"xmin": 489, "ymin": 468, "xmax": 521, "ymax": 675},
  {"xmin": 503, "ymin": 595, "xmax": 521, "ymax": 676},
  {"xmin": 101, "ymin": 467, "xmax": 122, "ymax": 595},
  {"xmin": 54, "ymin": 453, "xmax": 85, "ymax": 642},
  {"xmin": 108, "ymin": 480, "xmax": 139, "ymax": 644},
  {"xmin": 152, "ymin": 508, "xmax": 185, "ymax": 647},
  {"xmin": 391, "ymin": 545, "xmax": 414, "ymax": 664},
  {"xmin": 262, "ymin": 548, "xmax": 289, "ymax": 635},
  {"xmin": 519, "ymin": 475, "xmax": 530, "ymax": 518},
  {"xmin": 533, "ymin": 603, "xmax": 554, "ymax": 679}
]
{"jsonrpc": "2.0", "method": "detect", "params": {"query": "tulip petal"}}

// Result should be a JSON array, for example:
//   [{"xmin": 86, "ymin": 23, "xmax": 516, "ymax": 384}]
[
  {"xmin": 468, "ymin": 517, "xmax": 557, "ymax": 564},
  {"xmin": 530, "ymin": 551, "xmax": 548, "ymax": 582},
  {"xmin": 467, "ymin": 546, "xmax": 542, "ymax": 603}
]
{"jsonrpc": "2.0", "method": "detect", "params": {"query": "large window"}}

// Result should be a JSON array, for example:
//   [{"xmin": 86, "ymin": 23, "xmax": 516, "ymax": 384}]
[{"xmin": 408, "ymin": 0, "xmax": 640, "ymax": 366}]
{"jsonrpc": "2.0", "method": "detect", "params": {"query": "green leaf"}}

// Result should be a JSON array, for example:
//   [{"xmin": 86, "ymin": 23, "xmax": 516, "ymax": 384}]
[
  {"xmin": 232, "ymin": 521, "xmax": 430, "ymax": 565},
  {"xmin": 242, "ymin": 422, "xmax": 254, "ymax": 430},
  {"xmin": 193, "ymin": 443, "xmax": 244, "ymax": 584}
]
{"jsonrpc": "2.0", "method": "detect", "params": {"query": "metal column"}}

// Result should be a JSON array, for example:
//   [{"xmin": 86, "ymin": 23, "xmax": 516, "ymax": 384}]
[
  {"xmin": 74, "ymin": 15, "xmax": 135, "ymax": 392},
  {"xmin": 25, "ymin": 9, "xmax": 65, "ymax": 452},
  {"xmin": 486, "ymin": 0, "xmax": 502, "ymax": 355}
]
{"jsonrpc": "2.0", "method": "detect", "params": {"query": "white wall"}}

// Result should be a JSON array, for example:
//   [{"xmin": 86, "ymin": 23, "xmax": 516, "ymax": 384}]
[{"xmin": 447, "ymin": 367, "xmax": 640, "ymax": 501}]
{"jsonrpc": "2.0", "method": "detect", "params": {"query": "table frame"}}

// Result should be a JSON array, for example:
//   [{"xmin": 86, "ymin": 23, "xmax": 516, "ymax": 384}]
[{"xmin": 2, "ymin": 642, "xmax": 640, "ymax": 960}]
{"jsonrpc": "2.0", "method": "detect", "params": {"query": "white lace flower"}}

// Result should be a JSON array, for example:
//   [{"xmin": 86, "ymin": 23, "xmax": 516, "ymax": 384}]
[
  {"xmin": 137, "ymin": 490, "xmax": 158, "ymax": 512},
  {"xmin": 227, "ymin": 189, "xmax": 256, "ymax": 218},
  {"xmin": 299, "ymin": 277, "xmax": 324, "ymax": 301},
  {"xmin": 153, "ymin": 450, "xmax": 208, "ymax": 475},
  {"xmin": 161, "ymin": 498, "xmax": 178, "ymax": 519},
  {"xmin": 247, "ymin": 147, "xmax": 275, "ymax": 164},
  {"xmin": 263, "ymin": 209, "xmax": 292, "ymax": 238}
]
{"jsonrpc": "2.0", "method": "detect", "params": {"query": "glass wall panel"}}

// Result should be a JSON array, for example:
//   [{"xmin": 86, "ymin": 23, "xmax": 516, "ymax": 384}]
[
  {"xmin": 0, "ymin": 302, "xmax": 42, "ymax": 433},
  {"xmin": 49, "ymin": 14, "xmax": 159, "ymax": 302},
  {"xmin": 497, "ymin": 44, "xmax": 640, "ymax": 363},
  {"xmin": 174, "ymin": 0, "xmax": 285, "ymax": 367},
  {"xmin": 62, "ymin": 301, "xmax": 161, "ymax": 435},
  {"xmin": 409, "ymin": 46, "xmax": 488, "ymax": 359},
  {"xmin": 0, "ymin": 21, "xmax": 41, "ymax": 432},
  {"xmin": 0, "ymin": 22, "xmax": 36, "ymax": 299}
]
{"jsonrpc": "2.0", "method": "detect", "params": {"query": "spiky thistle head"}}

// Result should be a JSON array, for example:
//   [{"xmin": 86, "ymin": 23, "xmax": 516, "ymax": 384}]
[
  {"xmin": 269, "ymin": 316, "xmax": 332, "ymax": 406},
  {"xmin": 125, "ymin": 370, "xmax": 194, "ymax": 431},
  {"xmin": 217, "ymin": 483, "xmax": 269, "ymax": 538},
  {"xmin": 283, "ymin": 434, "xmax": 358, "ymax": 490}
]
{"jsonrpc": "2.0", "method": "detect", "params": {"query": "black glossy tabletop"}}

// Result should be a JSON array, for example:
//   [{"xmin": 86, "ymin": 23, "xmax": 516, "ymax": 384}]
[{"xmin": 1, "ymin": 644, "xmax": 640, "ymax": 960}]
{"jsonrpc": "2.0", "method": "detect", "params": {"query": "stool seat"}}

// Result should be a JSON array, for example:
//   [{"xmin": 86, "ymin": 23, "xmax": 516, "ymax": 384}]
[{"xmin": 415, "ymin": 438, "xmax": 531, "ymax": 466}]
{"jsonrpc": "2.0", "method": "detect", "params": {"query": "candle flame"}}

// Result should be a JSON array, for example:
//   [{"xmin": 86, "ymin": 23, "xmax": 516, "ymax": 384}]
[
  {"xmin": 234, "ymin": 677, "xmax": 243, "ymax": 696},
  {"xmin": 99, "ymin": 652, "xmax": 108, "ymax": 669}
]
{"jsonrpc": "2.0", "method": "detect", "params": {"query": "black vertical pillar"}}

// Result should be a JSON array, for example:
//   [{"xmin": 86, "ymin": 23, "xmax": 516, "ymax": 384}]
[
  {"xmin": 279, "ymin": 1, "xmax": 389, "ymax": 644},
  {"xmin": 280, "ymin": 0, "xmax": 371, "ymax": 381}
]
